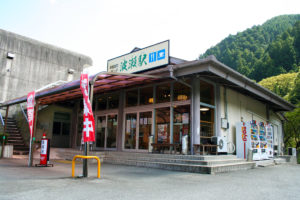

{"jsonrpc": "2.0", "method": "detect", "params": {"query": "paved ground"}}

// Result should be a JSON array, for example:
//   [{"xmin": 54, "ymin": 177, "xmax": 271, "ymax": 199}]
[{"xmin": 0, "ymin": 158, "xmax": 299, "ymax": 200}]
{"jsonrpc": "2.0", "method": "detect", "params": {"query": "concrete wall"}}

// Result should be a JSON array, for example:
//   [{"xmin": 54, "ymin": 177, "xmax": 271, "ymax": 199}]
[
  {"xmin": 16, "ymin": 104, "xmax": 73, "ymax": 147},
  {"xmin": 0, "ymin": 29, "xmax": 92, "ymax": 107},
  {"xmin": 219, "ymin": 86, "xmax": 284, "ymax": 154}
]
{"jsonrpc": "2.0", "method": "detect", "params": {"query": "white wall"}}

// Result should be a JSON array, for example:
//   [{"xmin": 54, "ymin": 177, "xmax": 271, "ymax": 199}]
[{"xmin": 219, "ymin": 86, "xmax": 283, "ymax": 154}]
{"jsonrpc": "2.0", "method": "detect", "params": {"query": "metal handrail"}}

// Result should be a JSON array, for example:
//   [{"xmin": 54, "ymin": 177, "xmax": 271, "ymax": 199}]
[
  {"xmin": 0, "ymin": 112, "xmax": 4, "ymax": 126},
  {"xmin": 20, "ymin": 104, "xmax": 28, "ymax": 123}
]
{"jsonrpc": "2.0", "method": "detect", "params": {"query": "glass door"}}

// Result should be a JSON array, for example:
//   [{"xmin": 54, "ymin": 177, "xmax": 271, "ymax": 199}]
[
  {"xmin": 124, "ymin": 113, "xmax": 137, "ymax": 149},
  {"xmin": 96, "ymin": 116, "xmax": 106, "ymax": 148},
  {"xmin": 139, "ymin": 111, "xmax": 152, "ymax": 149},
  {"xmin": 107, "ymin": 114, "xmax": 117, "ymax": 148}
]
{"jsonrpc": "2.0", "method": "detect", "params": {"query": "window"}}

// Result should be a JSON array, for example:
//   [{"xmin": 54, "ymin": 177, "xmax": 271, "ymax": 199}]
[
  {"xmin": 139, "ymin": 112, "xmax": 152, "ymax": 149},
  {"xmin": 126, "ymin": 89, "xmax": 138, "ymax": 107},
  {"xmin": 156, "ymin": 83, "xmax": 171, "ymax": 103},
  {"xmin": 173, "ymin": 105, "xmax": 190, "ymax": 144},
  {"xmin": 140, "ymin": 87, "xmax": 153, "ymax": 105},
  {"xmin": 200, "ymin": 80, "xmax": 214, "ymax": 105},
  {"xmin": 97, "ymin": 97, "xmax": 107, "ymax": 110},
  {"xmin": 108, "ymin": 93, "xmax": 119, "ymax": 109},
  {"xmin": 124, "ymin": 113, "xmax": 137, "ymax": 149},
  {"xmin": 52, "ymin": 113, "xmax": 71, "ymax": 136},
  {"xmin": 173, "ymin": 81, "xmax": 190, "ymax": 101},
  {"xmin": 106, "ymin": 114, "xmax": 117, "ymax": 148},
  {"xmin": 155, "ymin": 107, "xmax": 170, "ymax": 144}
]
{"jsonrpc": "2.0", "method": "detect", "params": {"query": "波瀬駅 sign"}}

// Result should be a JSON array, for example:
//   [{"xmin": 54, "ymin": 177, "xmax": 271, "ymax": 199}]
[{"xmin": 107, "ymin": 40, "xmax": 169, "ymax": 73}]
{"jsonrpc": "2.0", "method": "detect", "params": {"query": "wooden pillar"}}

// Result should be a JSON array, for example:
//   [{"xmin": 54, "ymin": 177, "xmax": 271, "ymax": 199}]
[
  {"xmin": 70, "ymin": 100, "xmax": 80, "ymax": 148},
  {"xmin": 191, "ymin": 77, "xmax": 200, "ymax": 154}
]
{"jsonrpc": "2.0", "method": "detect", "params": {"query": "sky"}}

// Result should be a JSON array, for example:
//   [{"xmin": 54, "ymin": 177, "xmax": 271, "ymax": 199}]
[{"xmin": 0, "ymin": 0, "xmax": 299, "ymax": 73}]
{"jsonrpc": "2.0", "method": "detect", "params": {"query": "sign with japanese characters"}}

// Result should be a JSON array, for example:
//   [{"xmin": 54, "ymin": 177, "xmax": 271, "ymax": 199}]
[
  {"xmin": 80, "ymin": 73, "xmax": 95, "ymax": 142},
  {"xmin": 27, "ymin": 91, "xmax": 35, "ymax": 137},
  {"xmin": 107, "ymin": 40, "xmax": 169, "ymax": 73}
]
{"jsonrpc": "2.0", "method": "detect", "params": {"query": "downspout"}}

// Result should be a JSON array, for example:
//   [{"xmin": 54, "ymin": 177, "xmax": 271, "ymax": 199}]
[{"xmin": 168, "ymin": 65, "xmax": 192, "ymax": 89}]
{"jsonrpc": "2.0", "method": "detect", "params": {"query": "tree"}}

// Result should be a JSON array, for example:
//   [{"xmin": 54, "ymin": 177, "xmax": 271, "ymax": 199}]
[{"xmin": 284, "ymin": 106, "xmax": 300, "ymax": 153}]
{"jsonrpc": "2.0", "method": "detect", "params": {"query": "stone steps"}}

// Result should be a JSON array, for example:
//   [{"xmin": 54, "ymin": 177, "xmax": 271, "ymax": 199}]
[
  {"xmin": 103, "ymin": 152, "xmax": 255, "ymax": 174},
  {"xmin": 104, "ymin": 152, "xmax": 237, "ymax": 161},
  {"xmin": 2, "ymin": 118, "xmax": 28, "ymax": 155}
]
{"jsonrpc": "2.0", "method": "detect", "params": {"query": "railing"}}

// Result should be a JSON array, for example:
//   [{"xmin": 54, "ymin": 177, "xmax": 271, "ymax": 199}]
[
  {"xmin": 20, "ymin": 104, "xmax": 28, "ymax": 123},
  {"xmin": 72, "ymin": 155, "xmax": 101, "ymax": 178}
]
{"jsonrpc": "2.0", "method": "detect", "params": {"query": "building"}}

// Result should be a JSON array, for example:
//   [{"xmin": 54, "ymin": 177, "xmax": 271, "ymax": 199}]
[
  {"xmin": 0, "ymin": 41, "xmax": 294, "ymax": 156},
  {"xmin": 0, "ymin": 28, "xmax": 92, "ymax": 108}
]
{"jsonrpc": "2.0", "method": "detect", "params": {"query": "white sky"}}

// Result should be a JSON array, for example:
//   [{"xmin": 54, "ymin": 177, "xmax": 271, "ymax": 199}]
[{"xmin": 0, "ymin": 0, "xmax": 299, "ymax": 74}]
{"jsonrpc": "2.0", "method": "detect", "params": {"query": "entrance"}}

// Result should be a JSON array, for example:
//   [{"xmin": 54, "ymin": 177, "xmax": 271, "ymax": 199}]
[
  {"xmin": 52, "ymin": 112, "xmax": 71, "ymax": 147},
  {"xmin": 96, "ymin": 114, "xmax": 118, "ymax": 149},
  {"xmin": 124, "ymin": 111, "xmax": 152, "ymax": 150}
]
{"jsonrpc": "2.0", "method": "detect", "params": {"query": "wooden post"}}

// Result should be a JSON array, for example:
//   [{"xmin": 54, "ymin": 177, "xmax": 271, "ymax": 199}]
[
  {"xmin": 70, "ymin": 100, "xmax": 80, "ymax": 148},
  {"xmin": 3, "ymin": 106, "xmax": 9, "ymax": 136},
  {"xmin": 28, "ymin": 102, "xmax": 39, "ymax": 167}
]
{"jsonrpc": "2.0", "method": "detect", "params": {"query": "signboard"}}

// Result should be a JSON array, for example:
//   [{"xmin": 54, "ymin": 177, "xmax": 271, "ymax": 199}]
[
  {"xmin": 27, "ymin": 91, "xmax": 35, "ymax": 137},
  {"xmin": 80, "ymin": 73, "xmax": 95, "ymax": 142},
  {"xmin": 107, "ymin": 40, "xmax": 169, "ymax": 73}
]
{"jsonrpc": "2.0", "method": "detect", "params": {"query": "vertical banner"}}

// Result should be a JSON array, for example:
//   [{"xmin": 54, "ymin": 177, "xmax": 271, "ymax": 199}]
[
  {"xmin": 27, "ymin": 91, "xmax": 35, "ymax": 137},
  {"xmin": 80, "ymin": 73, "xmax": 95, "ymax": 142}
]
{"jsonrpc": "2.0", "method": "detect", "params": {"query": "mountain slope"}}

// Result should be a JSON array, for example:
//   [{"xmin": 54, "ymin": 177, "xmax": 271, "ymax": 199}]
[{"xmin": 200, "ymin": 14, "xmax": 300, "ymax": 81}]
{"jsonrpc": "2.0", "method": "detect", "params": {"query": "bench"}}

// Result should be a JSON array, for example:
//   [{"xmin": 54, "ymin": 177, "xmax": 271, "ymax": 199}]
[
  {"xmin": 193, "ymin": 144, "xmax": 218, "ymax": 155},
  {"xmin": 151, "ymin": 143, "xmax": 181, "ymax": 154}
]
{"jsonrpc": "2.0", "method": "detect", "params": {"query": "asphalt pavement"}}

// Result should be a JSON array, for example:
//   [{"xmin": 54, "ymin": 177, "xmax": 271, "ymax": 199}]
[{"xmin": 0, "ymin": 158, "xmax": 299, "ymax": 200}]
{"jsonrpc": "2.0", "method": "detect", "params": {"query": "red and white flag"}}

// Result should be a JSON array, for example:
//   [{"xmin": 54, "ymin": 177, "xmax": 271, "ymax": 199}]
[
  {"xmin": 27, "ymin": 91, "xmax": 35, "ymax": 138},
  {"xmin": 80, "ymin": 73, "xmax": 95, "ymax": 142}
]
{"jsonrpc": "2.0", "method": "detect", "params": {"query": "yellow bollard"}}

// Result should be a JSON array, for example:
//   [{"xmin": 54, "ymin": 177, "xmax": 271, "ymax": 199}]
[{"xmin": 72, "ymin": 155, "xmax": 101, "ymax": 178}]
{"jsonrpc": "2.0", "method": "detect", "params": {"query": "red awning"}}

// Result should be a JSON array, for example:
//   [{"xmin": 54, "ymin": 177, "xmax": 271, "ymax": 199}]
[{"xmin": 0, "ymin": 72, "xmax": 167, "ymax": 107}]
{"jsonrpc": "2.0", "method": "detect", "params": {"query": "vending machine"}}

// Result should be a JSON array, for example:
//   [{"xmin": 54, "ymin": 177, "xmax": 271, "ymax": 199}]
[
  {"xmin": 236, "ymin": 120, "xmax": 261, "ymax": 160},
  {"xmin": 259, "ymin": 122, "xmax": 268, "ymax": 159},
  {"xmin": 249, "ymin": 120, "xmax": 261, "ymax": 160},
  {"xmin": 265, "ymin": 123, "xmax": 274, "ymax": 158}
]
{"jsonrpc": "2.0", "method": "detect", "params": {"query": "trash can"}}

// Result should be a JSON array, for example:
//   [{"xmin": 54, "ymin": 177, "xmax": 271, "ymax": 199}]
[
  {"xmin": 182, "ymin": 135, "xmax": 188, "ymax": 155},
  {"xmin": 148, "ymin": 136, "xmax": 154, "ymax": 153}
]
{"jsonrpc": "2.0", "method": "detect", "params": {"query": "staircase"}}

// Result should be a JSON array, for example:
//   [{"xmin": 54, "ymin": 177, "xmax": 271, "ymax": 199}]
[
  {"xmin": 5, "ymin": 118, "xmax": 29, "ymax": 155},
  {"xmin": 104, "ymin": 152, "xmax": 255, "ymax": 174}
]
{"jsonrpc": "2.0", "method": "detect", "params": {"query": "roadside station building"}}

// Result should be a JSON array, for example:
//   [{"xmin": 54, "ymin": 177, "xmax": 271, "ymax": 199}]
[{"xmin": 0, "ymin": 41, "xmax": 294, "ymax": 155}]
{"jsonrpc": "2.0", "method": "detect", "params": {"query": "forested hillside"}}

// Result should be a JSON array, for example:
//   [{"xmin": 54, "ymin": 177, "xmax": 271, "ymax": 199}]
[{"xmin": 200, "ymin": 15, "xmax": 300, "ymax": 82}]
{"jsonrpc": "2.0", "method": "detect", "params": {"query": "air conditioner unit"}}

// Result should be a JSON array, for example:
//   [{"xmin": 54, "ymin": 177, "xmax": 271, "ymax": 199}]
[{"xmin": 212, "ymin": 136, "xmax": 228, "ymax": 153}]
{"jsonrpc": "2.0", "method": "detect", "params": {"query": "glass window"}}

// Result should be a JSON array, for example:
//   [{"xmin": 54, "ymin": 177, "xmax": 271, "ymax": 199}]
[
  {"xmin": 200, "ymin": 80, "xmax": 215, "ymax": 105},
  {"xmin": 173, "ymin": 105, "xmax": 190, "ymax": 144},
  {"xmin": 124, "ymin": 113, "xmax": 137, "ymax": 149},
  {"xmin": 96, "ymin": 116, "xmax": 106, "ymax": 148},
  {"xmin": 107, "ymin": 114, "xmax": 117, "ymax": 148},
  {"xmin": 155, "ymin": 107, "xmax": 170, "ymax": 144},
  {"xmin": 140, "ymin": 87, "xmax": 153, "ymax": 105},
  {"xmin": 156, "ymin": 83, "xmax": 171, "ymax": 103},
  {"xmin": 173, "ymin": 81, "xmax": 190, "ymax": 101},
  {"xmin": 139, "ymin": 112, "xmax": 152, "ymax": 149},
  {"xmin": 200, "ymin": 107, "xmax": 214, "ymax": 138},
  {"xmin": 108, "ymin": 93, "xmax": 119, "ymax": 109},
  {"xmin": 97, "ymin": 97, "xmax": 107, "ymax": 110},
  {"xmin": 126, "ymin": 89, "xmax": 138, "ymax": 107}
]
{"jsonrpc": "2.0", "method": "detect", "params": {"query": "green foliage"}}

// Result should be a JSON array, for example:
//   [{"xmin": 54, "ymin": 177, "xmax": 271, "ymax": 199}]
[
  {"xmin": 284, "ymin": 105, "xmax": 300, "ymax": 154},
  {"xmin": 200, "ymin": 14, "xmax": 300, "ymax": 82},
  {"xmin": 258, "ymin": 72, "xmax": 298, "ymax": 100}
]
